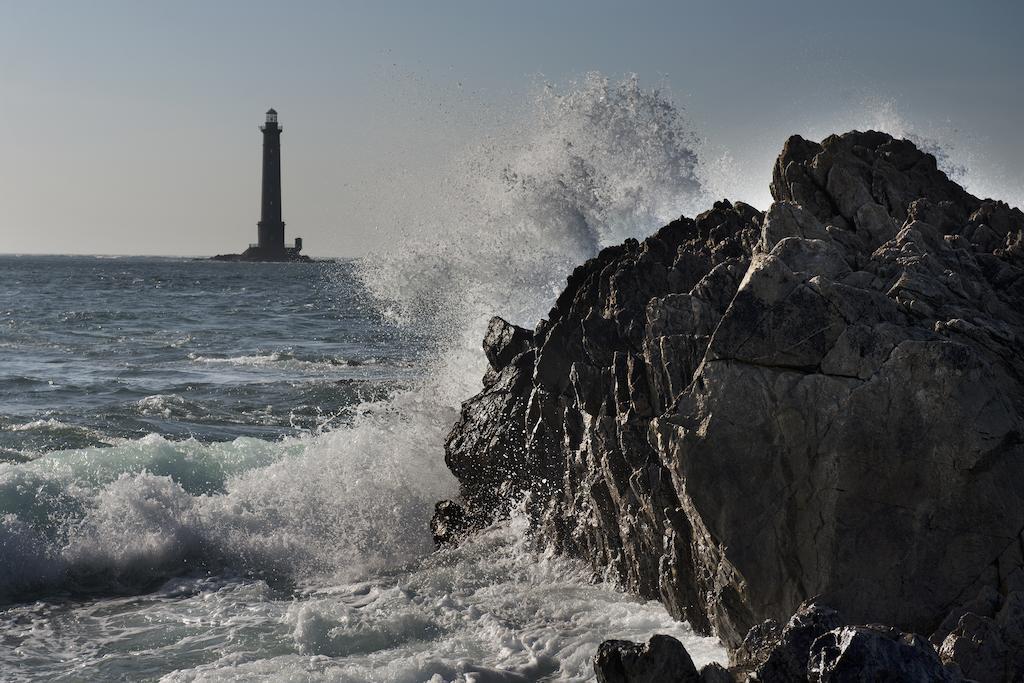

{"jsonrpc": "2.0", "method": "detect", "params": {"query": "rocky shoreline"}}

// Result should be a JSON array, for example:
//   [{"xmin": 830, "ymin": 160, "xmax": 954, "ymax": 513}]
[{"xmin": 434, "ymin": 131, "xmax": 1024, "ymax": 680}]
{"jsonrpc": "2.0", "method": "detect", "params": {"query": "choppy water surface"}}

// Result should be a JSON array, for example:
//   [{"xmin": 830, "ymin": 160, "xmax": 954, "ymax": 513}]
[
  {"xmin": 0, "ymin": 253, "xmax": 725, "ymax": 681},
  {"xmin": 1, "ymin": 256, "xmax": 416, "ymax": 456}
]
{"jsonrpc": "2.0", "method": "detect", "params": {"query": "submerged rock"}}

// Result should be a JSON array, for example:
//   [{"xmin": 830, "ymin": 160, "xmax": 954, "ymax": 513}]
[{"xmin": 437, "ymin": 131, "xmax": 1024, "ymax": 679}]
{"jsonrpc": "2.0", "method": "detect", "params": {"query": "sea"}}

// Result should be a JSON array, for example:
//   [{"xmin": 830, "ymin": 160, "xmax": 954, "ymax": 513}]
[{"xmin": 0, "ymin": 254, "xmax": 724, "ymax": 681}]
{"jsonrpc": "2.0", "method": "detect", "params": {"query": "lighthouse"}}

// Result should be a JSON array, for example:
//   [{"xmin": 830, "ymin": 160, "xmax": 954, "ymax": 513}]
[
  {"xmin": 213, "ymin": 108, "xmax": 307, "ymax": 261},
  {"xmin": 257, "ymin": 108, "xmax": 285, "ymax": 253}
]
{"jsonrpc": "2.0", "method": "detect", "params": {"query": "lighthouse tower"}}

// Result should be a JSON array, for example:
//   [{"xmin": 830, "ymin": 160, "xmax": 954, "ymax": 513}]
[
  {"xmin": 257, "ymin": 108, "xmax": 285, "ymax": 254},
  {"xmin": 212, "ymin": 108, "xmax": 307, "ymax": 261}
]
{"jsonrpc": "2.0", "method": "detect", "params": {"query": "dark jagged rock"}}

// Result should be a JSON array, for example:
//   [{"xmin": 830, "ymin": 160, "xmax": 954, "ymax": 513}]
[
  {"xmin": 935, "ymin": 582, "xmax": 1024, "ymax": 682},
  {"xmin": 482, "ymin": 316, "xmax": 533, "ymax": 376},
  {"xmin": 430, "ymin": 500, "xmax": 479, "ymax": 547},
  {"xmin": 732, "ymin": 618, "xmax": 783, "ymax": 677},
  {"xmin": 735, "ymin": 602, "xmax": 843, "ymax": 681},
  {"xmin": 594, "ymin": 634, "xmax": 700, "ymax": 683},
  {"xmin": 696, "ymin": 662, "xmax": 734, "ymax": 683},
  {"xmin": 436, "ymin": 131, "xmax": 1024, "ymax": 679},
  {"xmin": 807, "ymin": 625, "xmax": 960, "ymax": 682},
  {"xmin": 443, "ymin": 344, "xmax": 536, "ymax": 512},
  {"xmin": 938, "ymin": 613, "xmax": 1007, "ymax": 682},
  {"xmin": 996, "ymin": 589, "xmax": 1024, "ymax": 678}
]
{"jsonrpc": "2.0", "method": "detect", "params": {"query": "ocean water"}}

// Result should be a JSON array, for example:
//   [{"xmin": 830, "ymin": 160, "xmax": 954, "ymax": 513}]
[
  {"xmin": 0, "ymin": 251, "xmax": 726, "ymax": 681},
  {"xmin": 1, "ymin": 256, "xmax": 418, "ymax": 456}
]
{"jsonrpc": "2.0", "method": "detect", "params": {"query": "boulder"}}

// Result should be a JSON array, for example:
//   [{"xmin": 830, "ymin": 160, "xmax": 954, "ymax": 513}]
[
  {"xmin": 938, "ymin": 613, "xmax": 1008, "ymax": 682},
  {"xmin": 594, "ymin": 634, "xmax": 700, "ymax": 683},
  {"xmin": 736, "ymin": 602, "xmax": 844, "ymax": 681},
  {"xmin": 931, "ymin": 583, "xmax": 1024, "ymax": 682},
  {"xmin": 732, "ymin": 618, "xmax": 783, "ymax": 675},
  {"xmin": 697, "ymin": 663, "xmax": 734, "ymax": 683},
  {"xmin": 807, "ymin": 625, "xmax": 960, "ymax": 682}
]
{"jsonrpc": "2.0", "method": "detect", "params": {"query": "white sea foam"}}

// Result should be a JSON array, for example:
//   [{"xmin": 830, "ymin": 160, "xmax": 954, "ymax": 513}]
[
  {"xmin": 178, "ymin": 521, "xmax": 727, "ymax": 681},
  {"xmin": 0, "ymin": 521, "xmax": 726, "ymax": 681},
  {"xmin": 0, "ymin": 395, "xmax": 455, "ymax": 598},
  {"xmin": 9, "ymin": 418, "xmax": 82, "ymax": 433},
  {"xmin": 137, "ymin": 394, "xmax": 194, "ymax": 418},
  {"xmin": 187, "ymin": 351, "xmax": 372, "ymax": 371}
]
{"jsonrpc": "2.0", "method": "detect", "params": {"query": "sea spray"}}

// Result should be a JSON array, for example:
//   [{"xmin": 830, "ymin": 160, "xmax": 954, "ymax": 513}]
[{"xmin": 358, "ymin": 73, "xmax": 710, "ymax": 412}]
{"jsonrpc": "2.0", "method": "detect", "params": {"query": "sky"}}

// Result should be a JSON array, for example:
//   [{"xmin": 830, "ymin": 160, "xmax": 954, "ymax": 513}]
[{"xmin": 0, "ymin": 0, "xmax": 1021, "ymax": 257}]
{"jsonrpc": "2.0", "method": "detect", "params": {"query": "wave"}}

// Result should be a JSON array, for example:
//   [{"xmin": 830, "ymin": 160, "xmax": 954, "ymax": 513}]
[
  {"xmin": 58, "ymin": 310, "xmax": 140, "ymax": 323},
  {"xmin": 187, "ymin": 351, "xmax": 388, "ymax": 373},
  {"xmin": 2, "ymin": 418, "xmax": 110, "ymax": 445},
  {"xmin": 0, "ymin": 389, "xmax": 456, "ymax": 600},
  {"xmin": 358, "ymin": 73, "xmax": 712, "ymax": 416},
  {"xmin": 8, "ymin": 418, "xmax": 79, "ymax": 434},
  {"xmin": 0, "ymin": 418, "xmax": 114, "ymax": 459},
  {"xmin": 135, "ymin": 394, "xmax": 203, "ymax": 419}
]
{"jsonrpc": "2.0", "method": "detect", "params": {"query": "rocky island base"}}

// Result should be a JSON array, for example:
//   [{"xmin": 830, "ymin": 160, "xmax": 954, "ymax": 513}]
[{"xmin": 210, "ymin": 245, "xmax": 312, "ymax": 262}]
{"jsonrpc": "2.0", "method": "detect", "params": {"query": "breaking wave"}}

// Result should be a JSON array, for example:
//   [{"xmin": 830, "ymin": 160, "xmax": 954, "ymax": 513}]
[
  {"xmin": 187, "ymin": 351, "xmax": 383, "ymax": 371},
  {"xmin": 0, "ymin": 391, "xmax": 455, "ymax": 601}
]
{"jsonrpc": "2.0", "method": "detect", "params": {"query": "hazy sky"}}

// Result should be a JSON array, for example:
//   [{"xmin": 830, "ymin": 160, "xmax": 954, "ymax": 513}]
[{"xmin": 1, "ymin": 0, "xmax": 1021, "ymax": 257}]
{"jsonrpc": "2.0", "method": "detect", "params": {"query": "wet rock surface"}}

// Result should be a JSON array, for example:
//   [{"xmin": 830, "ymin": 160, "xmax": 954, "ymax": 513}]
[
  {"xmin": 594, "ymin": 634, "xmax": 699, "ymax": 683},
  {"xmin": 438, "ymin": 131, "xmax": 1024, "ymax": 680},
  {"xmin": 734, "ymin": 602, "xmax": 843, "ymax": 681},
  {"xmin": 733, "ymin": 594, "xmax": 1024, "ymax": 680},
  {"xmin": 807, "ymin": 625, "xmax": 959, "ymax": 682},
  {"xmin": 594, "ymin": 602, "xmax": 969, "ymax": 682}
]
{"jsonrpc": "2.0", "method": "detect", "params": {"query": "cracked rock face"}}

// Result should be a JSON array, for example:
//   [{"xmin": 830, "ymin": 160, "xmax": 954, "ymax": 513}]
[
  {"xmin": 438, "ymin": 131, "xmax": 1024, "ymax": 670},
  {"xmin": 807, "ymin": 625, "xmax": 959, "ymax": 682}
]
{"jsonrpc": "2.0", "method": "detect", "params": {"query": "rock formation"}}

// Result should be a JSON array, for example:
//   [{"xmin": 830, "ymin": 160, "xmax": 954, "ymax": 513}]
[
  {"xmin": 436, "ymin": 131, "xmax": 1024, "ymax": 679},
  {"xmin": 594, "ymin": 634, "xmax": 699, "ymax": 682},
  {"xmin": 592, "ymin": 595, "xmax": 1024, "ymax": 682},
  {"xmin": 594, "ymin": 602, "xmax": 965, "ymax": 682}
]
